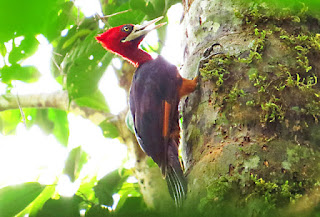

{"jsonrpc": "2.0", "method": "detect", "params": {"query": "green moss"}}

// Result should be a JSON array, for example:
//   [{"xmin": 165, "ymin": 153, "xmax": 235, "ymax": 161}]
[
  {"xmin": 199, "ymin": 179, "xmax": 232, "ymax": 208},
  {"xmin": 248, "ymin": 175, "xmax": 304, "ymax": 205},
  {"xmin": 196, "ymin": 172, "xmax": 307, "ymax": 217},
  {"xmin": 225, "ymin": 86, "xmax": 245, "ymax": 103},
  {"xmin": 244, "ymin": 155, "xmax": 260, "ymax": 170},
  {"xmin": 198, "ymin": 2, "xmax": 320, "ymax": 127},
  {"xmin": 184, "ymin": 129, "xmax": 320, "ymax": 216},
  {"xmin": 200, "ymin": 54, "xmax": 232, "ymax": 86},
  {"xmin": 197, "ymin": 161, "xmax": 308, "ymax": 216}
]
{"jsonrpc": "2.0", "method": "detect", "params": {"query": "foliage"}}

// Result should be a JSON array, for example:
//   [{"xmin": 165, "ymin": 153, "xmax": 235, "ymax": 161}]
[
  {"xmin": 0, "ymin": 182, "xmax": 45, "ymax": 217},
  {"xmin": 0, "ymin": 0, "xmax": 179, "ymax": 216}
]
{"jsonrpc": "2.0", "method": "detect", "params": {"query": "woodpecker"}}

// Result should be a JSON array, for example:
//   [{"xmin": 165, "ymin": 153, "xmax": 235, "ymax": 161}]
[{"xmin": 96, "ymin": 17, "xmax": 197, "ymax": 207}]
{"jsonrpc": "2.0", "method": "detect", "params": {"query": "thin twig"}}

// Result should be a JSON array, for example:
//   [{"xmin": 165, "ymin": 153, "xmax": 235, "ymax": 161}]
[
  {"xmin": 52, "ymin": 56, "xmax": 61, "ymax": 72},
  {"xmin": 52, "ymin": 51, "xmax": 63, "ymax": 57},
  {"xmin": 15, "ymin": 92, "xmax": 26, "ymax": 128},
  {"xmin": 95, "ymin": 9, "xmax": 131, "ymax": 22},
  {"xmin": 77, "ymin": 5, "xmax": 80, "ymax": 30},
  {"xmin": 12, "ymin": 82, "xmax": 27, "ymax": 127},
  {"xmin": 51, "ymin": 51, "xmax": 64, "ymax": 79}
]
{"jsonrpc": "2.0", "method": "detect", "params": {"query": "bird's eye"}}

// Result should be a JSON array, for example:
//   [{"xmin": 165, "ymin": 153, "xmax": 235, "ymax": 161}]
[{"xmin": 121, "ymin": 25, "xmax": 132, "ymax": 33}]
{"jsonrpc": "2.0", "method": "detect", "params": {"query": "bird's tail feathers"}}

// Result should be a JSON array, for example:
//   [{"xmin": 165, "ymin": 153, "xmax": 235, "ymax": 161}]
[{"xmin": 165, "ymin": 143, "xmax": 187, "ymax": 207}]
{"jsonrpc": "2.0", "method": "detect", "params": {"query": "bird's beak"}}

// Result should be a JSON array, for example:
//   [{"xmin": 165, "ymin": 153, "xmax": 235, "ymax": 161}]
[{"xmin": 121, "ymin": 16, "xmax": 166, "ymax": 42}]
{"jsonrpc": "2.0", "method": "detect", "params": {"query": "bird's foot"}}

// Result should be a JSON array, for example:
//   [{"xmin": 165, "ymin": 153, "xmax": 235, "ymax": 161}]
[
  {"xmin": 195, "ymin": 43, "xmax": 224, "ymax": 84},
  {"xmin": 203, "ymin": 43, "xmax": 224, "ymax": 58}
]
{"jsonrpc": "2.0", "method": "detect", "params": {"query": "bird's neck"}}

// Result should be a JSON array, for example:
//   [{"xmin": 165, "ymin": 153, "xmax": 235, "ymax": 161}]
[{"xmin": 121, "ymin": 48, "xmax": 153, "ymax": 67}]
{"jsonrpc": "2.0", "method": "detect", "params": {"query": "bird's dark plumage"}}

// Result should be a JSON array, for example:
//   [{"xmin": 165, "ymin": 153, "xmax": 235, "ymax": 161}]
[{"xmin": 130, "ymin": 56, "xmax": 187, "ymax": 206}]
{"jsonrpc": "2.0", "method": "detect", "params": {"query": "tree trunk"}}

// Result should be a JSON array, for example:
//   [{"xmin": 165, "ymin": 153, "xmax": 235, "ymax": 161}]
[{"xmin": 177, "ymin": 0, "xmax": 320, "ymax": 216}]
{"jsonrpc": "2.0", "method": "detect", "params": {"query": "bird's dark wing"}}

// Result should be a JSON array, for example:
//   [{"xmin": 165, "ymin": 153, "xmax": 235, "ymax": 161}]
[
  {"xmin": 129, "ymin": 56, "xmax": 187, "ymax": 206},
  {"xmin": 129, "ymin": 56, "xmax": 181, "ymax": 172}
]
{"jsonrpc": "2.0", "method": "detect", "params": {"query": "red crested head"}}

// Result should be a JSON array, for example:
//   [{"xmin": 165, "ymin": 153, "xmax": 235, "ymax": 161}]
[{"xmin": 96, "ymin": 17, "xmax": 166, "ymax": 67}]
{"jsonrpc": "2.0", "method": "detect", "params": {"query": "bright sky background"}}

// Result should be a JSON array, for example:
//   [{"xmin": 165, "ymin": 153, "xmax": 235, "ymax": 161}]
[{"xmin": 0, "ymin": 0, "xmax": 183, "ymax": 196}]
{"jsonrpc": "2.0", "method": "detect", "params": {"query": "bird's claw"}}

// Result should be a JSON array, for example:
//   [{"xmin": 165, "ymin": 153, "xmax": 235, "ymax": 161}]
[
  {"xmin": 196, "ymin": 42, "xmax": 224, "ymax": 79},
  {"xmin": 203, "ymin": 43, "xmax": 224, "ymax": 58}
]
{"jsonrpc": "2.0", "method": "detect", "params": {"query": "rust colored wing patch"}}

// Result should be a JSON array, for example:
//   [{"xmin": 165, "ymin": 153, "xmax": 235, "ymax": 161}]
[
  {"xmin": 163, "ymin": 101, "xmax": 171, "ymax": 138},
  {"xmin": 178, "ymin": 77, "xmax": 198, "ymax": 98}
]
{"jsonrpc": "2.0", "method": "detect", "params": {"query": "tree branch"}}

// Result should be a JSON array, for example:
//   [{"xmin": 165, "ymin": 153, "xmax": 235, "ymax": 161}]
[
  {"xmin": 0, "ymin": 91, "xmax": 113, "ymax": 125},
  {"xmin": 0, "ymin": 91, "xmax": 69, "ymax": 111}
]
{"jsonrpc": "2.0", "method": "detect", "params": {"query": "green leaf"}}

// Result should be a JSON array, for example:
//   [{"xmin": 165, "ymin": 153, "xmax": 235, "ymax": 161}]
[
  {"xmin": 26, "ymin": 109, "xmax": 69, "ymax": 146},
  {"xmin": 66, "ymin": 30, "xmax": 113, "ymax": 100},
  {"xmin": 33, "ymin": 109, "xmax": 54, "ymax": 134},
  {"xmin": 62, "ymin": 29, "xmax": 92, "ymax": 50},
  {"xmin": 74, "ymin": 90, "xmax": 109, "ymax": 111},
  {"xmin": 47, "ymin": 109, "xmax": 69, "ymax": 146},
  {"xmin": 94, "ymin": 169, "xmax": 129, "ymax": 206},
  {"xmin": 165, "ymin": 0, "xmax": 181, "ymax": 8},
  {"xmin": 0, "ymin": 64, "xmax": 40, "ymax": 84},
  {"xmin": 78, "ymin": 176, "xmax": 98, "ymax": 202},
  {"xmin": 99, "ymin": 118, "xmax": 119, "ymax": 139},
  {"xmin": 0, "ymin": 109, "xmax": 21, "ymax": 135},
  {"xmin": 118, "ymin": 181, "xmax": 141, "ymax": 197},
  {"xmin": 0, "ymin": 182, "xmax": 45, "ymax": 217},
  {"xmin": 64, "ymin": 146, "xmax": 88, "ymax": 182},
  {"xmin": 0, "ymin": 0, "xmax": 66, "ymax": 43},
  {"xmin": 125, "ymin": 110, "xmax": 135, "ymax": 133},
  {"xmin": 130, "ymin": 0, "xmax": 155, "ymax": 17},
  {"xmin": 51, "ymin": 18, "xmax": 98, "ymax": 79},
  {"xmin": 28, "ymin": 185, "xmax": 56, "ymax": 217},
  {"xmin": 116, "ymin": 196, "xmax": 147, "ymax": 215},
  {"xmin": 0, "ymin": 43, "xmax": 6, "ymax": 57},
  {"xmin": 103, "ymin": 2, "xmax": 146, "ymax": 27},
  {"xmin": 44, "ymin": 1, "xmax": 78, "ymax": 42},
  {"xmin": 147, "ymin": 0, "xmax": 166, "ymax": 17},
  {"xmin": 35, "ymin": 195, "xmax": 82, "ymax": 217},
  {"xmin": 23, "ymin": 108, "xmax": 38, "ymax": 128},
  {"xmin": 8, "ymin": 36, "xmax": 39, "ymax": 64},
  {"xmin": 115, "ymin": 180, "xmax": 142, "ymax": 211},
  {"xmin": 85, "ymin": 205, "xmax": 109, "ymax": 217}
]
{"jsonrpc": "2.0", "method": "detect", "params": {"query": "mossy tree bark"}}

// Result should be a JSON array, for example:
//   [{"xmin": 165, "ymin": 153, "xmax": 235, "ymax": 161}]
[{"xmin": 178, "ymin": 0, "xmax": 320, "ymax": 216}]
